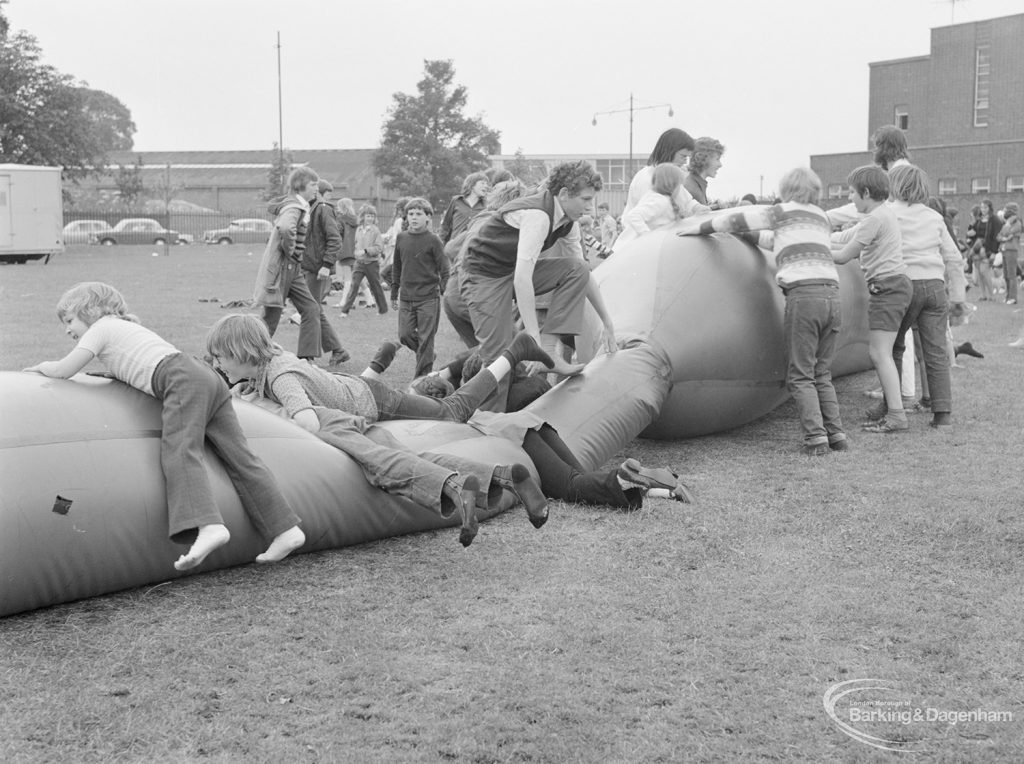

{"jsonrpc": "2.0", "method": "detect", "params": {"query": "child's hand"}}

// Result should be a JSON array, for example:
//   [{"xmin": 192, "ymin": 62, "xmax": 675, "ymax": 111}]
[
  {"xmin": 23, "ymin": 361, "xmax": 59, "ymax": 377},
  {"xmin": 391, "ymin": 300, "xmax": 399, "ymax": 311},
  {"xmin": 676, "ymin": 223, "xmax": 700, "ymax": 237}
]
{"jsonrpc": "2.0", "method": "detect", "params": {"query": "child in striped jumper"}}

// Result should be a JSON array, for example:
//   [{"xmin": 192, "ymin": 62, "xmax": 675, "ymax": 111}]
[{"xmin": 677, "ymin": 167, "xmax": 847, "ymax": 455}]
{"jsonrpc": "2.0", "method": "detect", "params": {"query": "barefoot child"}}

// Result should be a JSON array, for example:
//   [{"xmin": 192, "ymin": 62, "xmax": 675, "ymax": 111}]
[
  {"xmin": 24, "ymin": 282, "xmax": 305, "ymax": 571},
  {"xmin": 205, "ymin": 315, "xmax": 553, "ymax": 545},
  {"xmin": 829, "ymin": 165, "xmax": 912, "ymax": 433}
]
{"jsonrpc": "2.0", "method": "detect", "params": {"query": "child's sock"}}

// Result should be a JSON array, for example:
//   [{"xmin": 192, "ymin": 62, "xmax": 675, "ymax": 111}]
[
  {"xmin": 174, "ymin": 523, "xmax": 231, "ymax": 571},
  {"xmin": 502, "ymin": 331, "xmax": 554, "ymax": 369},
  {"xmin": 255, "ymin": 525, "xmax": 306, "ymax": 563}
]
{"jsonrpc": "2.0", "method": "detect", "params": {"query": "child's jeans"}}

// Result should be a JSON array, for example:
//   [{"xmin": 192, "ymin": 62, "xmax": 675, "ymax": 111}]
[
  {"xmin": 399, "ymin": 297, "xmax": 441, "ymax": 378},
  {"xmin": 782, "ymin": 282, "xmax": 844, "ymax": 446}
]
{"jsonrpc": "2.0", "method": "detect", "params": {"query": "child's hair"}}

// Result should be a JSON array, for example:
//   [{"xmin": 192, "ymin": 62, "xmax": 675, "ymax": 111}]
[
  {"xmin": 846, "ymin": 165, "xmax": 890, "ymax": 201},
  {"xmin": 404, "ymin": 197, "xmax": 434, "ymax": 216},
  {"xmin": 394, "ymin": 197, "xmax": 410, "ymax": 217},
  {"xmin": 337, "ymin": 197, "xmax": 356, "ymax": 216},
  {"xmin": 740, "ymin": 193, "xmax": 758, "ymax": 205},
  {"xmin": 651, "ymin": 162, "xmax": 686, "ymax": 216},
  {"xmin": 970, "ymin": 203, "xmax": 982, "ymax": 221},
  {"xmin": 871, "ymin": 125, "xmax": 909, "ymax": 171},
  {"xmin": 597, "ymin": 201, "xmax": 610, "ymax": 212},
  {"xmin": 460, "ymin": 171, "xmax": 489, "ymax": 196},
  {"xmin": 358, "ymin": 204, "xmax": 378, "ymax": 224},
  {"xmin": 486, "ymin": 179, "xmax": 528, "ymax": 210},
  {"xmin": 888, "ymin": 164, "xmax": 929, "ymax": 204},
  {"xmin": 56, "ymin": 282, "xmax": 139, "ymax": 325},
  {"xmin": 316, "ymin": 179, "xmax": 333, "ymax": 196},
  {"xmin": 546, "ymin": 160, "xmax": 603, "ymax": 197},
  {"xmin": 778, "ymin": 167, "xmax": 822, "ymax": 205},
  {"xmin": 206, "ymin": 314, "xmax": 279, "ymax": 369},
  {"xmin": 485, "ymin": 168, "xmax": 515, "ymax": 185},
  {"xmin": 287, "ymin": 167, "xmax": 319, "ymax": 193},
  {"xmin": 647, "ymin": 128, "xmax": 696, "ymax": 165},
  {"xmin": 688, "ymin": 137, "xmax": 725, "ymax": 177},
  {"xmin": 981, "ymin": 198, "xmax": 995, "ymax": 217}
]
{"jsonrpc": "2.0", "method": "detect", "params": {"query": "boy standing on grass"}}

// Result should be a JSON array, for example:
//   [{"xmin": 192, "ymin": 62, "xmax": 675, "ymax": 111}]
[
  {"xmin": 391, "ymin": 198, "xmax": 449, "ymax": 378},
  {"xmin": 677, "ymin": 167, "xmax": 847, "ymax": 455},
  {"xmin": 830, "ymin": 165, "xmax": 912, "ymax": 434}
]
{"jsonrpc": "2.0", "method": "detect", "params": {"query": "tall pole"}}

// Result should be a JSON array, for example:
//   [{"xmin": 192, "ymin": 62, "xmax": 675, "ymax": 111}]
[
  {"xmin": 276, "ymin": 32, "xmax": 284, "ymax": 165},
  {"xmin": 628, "ymin": 93, "xmax": 634, "ymax": 173}
]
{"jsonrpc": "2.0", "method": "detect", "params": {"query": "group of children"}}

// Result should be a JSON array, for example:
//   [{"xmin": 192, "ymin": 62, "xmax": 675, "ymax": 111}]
[
  {"xmin": 677, "ymin": 162, "xmax": 969, "ymax": 452},
  {"xmin": 26, "ymin": 278, "xmax": 686, "ymax": 569}
]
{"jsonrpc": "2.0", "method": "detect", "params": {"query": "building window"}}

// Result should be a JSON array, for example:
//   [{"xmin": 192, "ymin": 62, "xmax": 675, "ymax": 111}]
[
  {"xmin": 972, "ymin": 177, "xmax": 991, "ymax": 194},
  {"xmin": 593, "ymin": 158, "xmax": 628, "ymax": 190},
  {"xmin": 970, "ymin": 29, "xmax": 987, "ymax": 128},
  {"xmin": 938, "ymin": 178, "xmax": 957, "ymax": 196},
  {"xmin": 827, "ymin": 184, "xmax": 845, "ymax": 200},
  {"xmin": 1007, "ymin": 176, "xmax": 1024, "ymax": 193},
  {"xmin": 894, "ymin": 107, "xmax": 909, "ymax": 131}
]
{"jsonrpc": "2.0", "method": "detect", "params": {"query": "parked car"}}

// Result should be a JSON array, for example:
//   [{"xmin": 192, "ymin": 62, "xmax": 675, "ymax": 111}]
[
  {"xmin": 91, "ymin": 218, "xmax": 180, "ymax": 245},
  {"xmin": 63, "ymin": 220, "xmax": 113, "ymax": 245},
  {"xmin": 203, "ymin": 218, "xmax": 273, "ymax": 245}
]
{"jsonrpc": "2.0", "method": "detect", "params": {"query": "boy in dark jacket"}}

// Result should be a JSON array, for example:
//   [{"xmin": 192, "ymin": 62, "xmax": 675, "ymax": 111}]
[
  {"xmin": 391, "ymin": 198, "xmax": 449, "ymax": 377},
  {"xmin": 301, "ymin": 180, "xmax": 349, "ymax": 367}
]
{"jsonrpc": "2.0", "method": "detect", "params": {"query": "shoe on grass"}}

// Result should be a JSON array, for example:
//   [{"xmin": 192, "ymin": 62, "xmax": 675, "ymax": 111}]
[
  {"xmin": 618, "ymin": 458, "xmax": 679, "ymax": 491},
  {"xmin": 802, "ymin": 443, "xmax": 830, "ymax": 456},
  {"xmin": 863, "ymin": 400, "xmax": 887, "ymax": 422},
  {"xmin": 862, "ymin": 416, "xmax": 909, "ymax": 433},
  {"xmin": 328, "ymin": 349, "xmax": 351, "ymax": 368}
]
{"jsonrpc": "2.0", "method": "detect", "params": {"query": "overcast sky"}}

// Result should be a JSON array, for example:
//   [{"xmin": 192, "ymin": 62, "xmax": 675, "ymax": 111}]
[{"xmin": 7, "ymin": 0, "xmax": 1023, "ymax": 199}]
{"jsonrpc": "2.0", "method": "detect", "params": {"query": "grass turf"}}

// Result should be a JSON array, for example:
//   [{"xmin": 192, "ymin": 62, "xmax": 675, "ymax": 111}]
[{"xmin": 1, "ymin": 246, "xmax": 1022, "ymax": 762}]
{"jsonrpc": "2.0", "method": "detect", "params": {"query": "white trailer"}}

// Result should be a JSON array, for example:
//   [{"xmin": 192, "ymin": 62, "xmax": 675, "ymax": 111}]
[{"xmin": 0, "ymin": 164, "xmax": 65, "ymax": 264}]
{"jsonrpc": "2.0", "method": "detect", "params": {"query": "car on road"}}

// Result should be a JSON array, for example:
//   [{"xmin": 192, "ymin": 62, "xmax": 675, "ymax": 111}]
[
  {"xmin": 91, "ymin": 218, "xmax": 181, "ymax": 245},
  {"xmin": 203, "ymin": 218, "xmax": 273, "ymax": 245},
  {"xmin": 63, "ymin": 220, "xmax": 113, "ymax": 245}
]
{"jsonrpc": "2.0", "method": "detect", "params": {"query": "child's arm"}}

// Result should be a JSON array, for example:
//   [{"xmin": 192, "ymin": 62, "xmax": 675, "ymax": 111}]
[
  {"xmin": 671, "ymin": 187, "xmax": 711, "ymax": 219},
  {"xmin": 585, "ymin": 272, "xmax": 617, "ymax": 354},
  {"xmin": 269, "ymin": 374, "xmax": 321, "ymax": 433},
  {"xmin": 676, "ymin": 206, "xmax": 775, "ymax": 237},
  {"xmin": 23, "ymin": 347, "xmax": 96, "ymax": 378},
  {"xmin": 938, "ymin": 225, "xmax": 967, "ymax": 304},
  {"xmin": 830, "ymin": 217, "xmax": 875, "ymax": 264},
  {"xmin": 365, "ymin": 226, "xmax": 383, "ymax": 256},
  {"xmin": 276, "ymin": 206, "xmax": 302, "ymax": 258}
]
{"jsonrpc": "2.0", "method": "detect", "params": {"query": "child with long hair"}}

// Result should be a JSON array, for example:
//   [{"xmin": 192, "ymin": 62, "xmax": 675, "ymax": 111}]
[
  {"xmin": 24, "ymin": 282, "xmax": 305, "ymax": 570},
  {"xmin": 205, "ymin": 314, "xmax": 554, "ymax": 544},
  {"xmin": 884, "ymin": 164, "xmax": 967, "ymax": 429},
  {"xmin": 617, "ymin": 163, "xmax": 708, "ymax": 248}
]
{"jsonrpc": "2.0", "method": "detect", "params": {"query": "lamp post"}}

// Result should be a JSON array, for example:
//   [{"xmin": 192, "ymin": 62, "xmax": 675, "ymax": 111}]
[{"xmin": 592, "ymin": 93, "xmax": 674, "ymax": 175}]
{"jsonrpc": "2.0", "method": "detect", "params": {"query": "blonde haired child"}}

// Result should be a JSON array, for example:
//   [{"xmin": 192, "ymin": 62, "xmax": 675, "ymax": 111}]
[
  {"xmin": 205, "ymin": 314, "xmax": 553, "ymax": 544},
  {"xmin": 677, "ymin": 168, "xmax": 847, "ymax": 454},
  {"xmin": 24, "ymin": 282, "xmax": 305, "ymax": 570},
  {"xmin": 617, "ymin": 163, "xmax": 709, "ymax": 248}
]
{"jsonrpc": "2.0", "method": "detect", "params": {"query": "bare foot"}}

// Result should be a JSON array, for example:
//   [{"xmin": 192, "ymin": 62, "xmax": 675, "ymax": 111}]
[
  {"xmin": 174, "ymin": 524, "xmax": 230, "ymax": 571},
  {"xmin": 255, "ymin": 526, "xmax": 305, "ymax": 563}
]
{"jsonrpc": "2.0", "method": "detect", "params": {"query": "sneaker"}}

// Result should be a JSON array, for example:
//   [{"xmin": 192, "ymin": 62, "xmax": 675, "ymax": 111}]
[
  {"xmin": 862, "ymin": 416, "xmax": 909, "ymax": 433},
  {"xmin": 829, "ymin": 438, "xmax": 850, "ymax": 452},
  {"xmin": 328, "ymin": 349, "xmax": 351, "ymax": 368},
  {"xmin": 1007, "ymin": 299, "xmax": 1017, "ymax": 305},
  {"xmin": 617, "ymin": 458, "xmax": 679, "ymax": 491},
  {"xmin": 802, "ymin": 443, "xmax": 829, "ymax": 456},
  {"xmin": 863, "ymin": 388, "xmax": 884, "ymax": 399},
  {"xmin": 338, "ymin": 311, "xmax": 349, "ymax": 318},
  {"xmin": 287, "ymin": 312, "xmax": 302, "ymax": 325}
]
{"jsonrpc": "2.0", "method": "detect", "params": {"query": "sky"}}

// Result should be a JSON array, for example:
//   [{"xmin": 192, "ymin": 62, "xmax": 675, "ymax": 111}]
[{"xmin": 6, "ymin": 0, "xmax": 1023, "ymax": 200}]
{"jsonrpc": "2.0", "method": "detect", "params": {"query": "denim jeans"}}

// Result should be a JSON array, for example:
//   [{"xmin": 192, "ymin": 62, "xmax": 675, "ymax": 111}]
[
  {"xmin": 783, "ymin": 284, "xmax": 844, "ymax": 445},
  {"xmin": 363, "ymin": 369, "xmax": 496, "ymax": 423},
  {"xmin": 892, "ymin": 279, "xmax": 951, "ymax": 414}
]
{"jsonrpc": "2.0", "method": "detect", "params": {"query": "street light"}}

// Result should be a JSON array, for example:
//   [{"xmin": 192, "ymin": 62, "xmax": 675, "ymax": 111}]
[{"xmin": 592, "ymin": 93, "xmax": 674, "ymax": 174}]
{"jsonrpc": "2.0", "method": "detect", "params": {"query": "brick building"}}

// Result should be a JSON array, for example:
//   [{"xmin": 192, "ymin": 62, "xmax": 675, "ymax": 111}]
[{"xmin": 811, "ymin": 12, "xmax": 1024, "ymax": 221}]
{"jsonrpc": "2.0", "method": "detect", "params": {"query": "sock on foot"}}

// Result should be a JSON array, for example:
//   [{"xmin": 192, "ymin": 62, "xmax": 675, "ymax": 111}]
[
  {"xmin": 502, "ymin": 331, "xmax": 554, "ymax": 369},
  {"xmin": 174, "ymin": 524, "xmax": 230, "ymax": 571},
  {"xmin": 255, "ymin": 525, "xmax": 305, "ymax": 564}
]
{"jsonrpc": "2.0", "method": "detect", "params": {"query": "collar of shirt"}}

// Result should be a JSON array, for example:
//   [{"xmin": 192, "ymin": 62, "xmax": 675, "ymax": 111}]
[{"xmin": 551, "ymin": 195, "xmax": 569, "ymax": 230}]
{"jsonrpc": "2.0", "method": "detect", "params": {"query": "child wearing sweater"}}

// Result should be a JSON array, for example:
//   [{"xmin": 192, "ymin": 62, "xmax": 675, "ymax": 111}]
[{"xmin": 677, "ymin": 168, "xmax": 847, "ymax": 454}]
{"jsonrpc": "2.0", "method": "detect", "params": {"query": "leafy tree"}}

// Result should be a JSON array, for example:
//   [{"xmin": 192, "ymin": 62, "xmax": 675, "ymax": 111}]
[
  {"xmin": 0, "ymin": 2, "xmax": 135, "ymax": 180},
  {"xmin": 374, "ymin": 59, "xmax": 501, "ymax": 211},
  {"xmin": 114, "ymin": 158, "xmax": 144, "ymax": 210},
  {"xmin": 262, "ymin": 143, "xmax": 293, "ymax": 201},
  {"xmin": 505, "ymin": 149, "xmax": 548, "ymax": 187}
]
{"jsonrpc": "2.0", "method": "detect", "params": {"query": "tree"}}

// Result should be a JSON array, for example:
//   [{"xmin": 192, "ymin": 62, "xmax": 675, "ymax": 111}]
[
  {"xmin": 262, "ymin": 143, "xmax": 293, "ymax": 201},
  {"xmin": 374, "ymin": 60, "xmax": 501, "ymax": 211},
  {"xmin": 505, "ymin": 149, "xmax": 548, "ymax": 187},
  {"xmin": 114, "ymin": 158, "xmax": 144, "ymax": 210},
  {"xmin": 0, "ymin": 2, "xmax": 135, "ymax": 180}
]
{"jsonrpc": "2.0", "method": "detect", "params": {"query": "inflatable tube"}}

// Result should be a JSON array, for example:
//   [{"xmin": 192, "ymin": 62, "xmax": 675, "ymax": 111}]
[
  {"xmin": 567, "ymin": 229, "xmax": 871, "ymax": 440},
  {"xmin": 0, "ymin": 372, "xmax": 529, "ymax": 618}
]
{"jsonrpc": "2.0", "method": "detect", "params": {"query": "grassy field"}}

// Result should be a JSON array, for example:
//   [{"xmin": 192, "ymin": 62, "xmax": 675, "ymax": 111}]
[{"xmin": 1, "ymin": 246, "xmax": 1022, "ymax": 762}]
